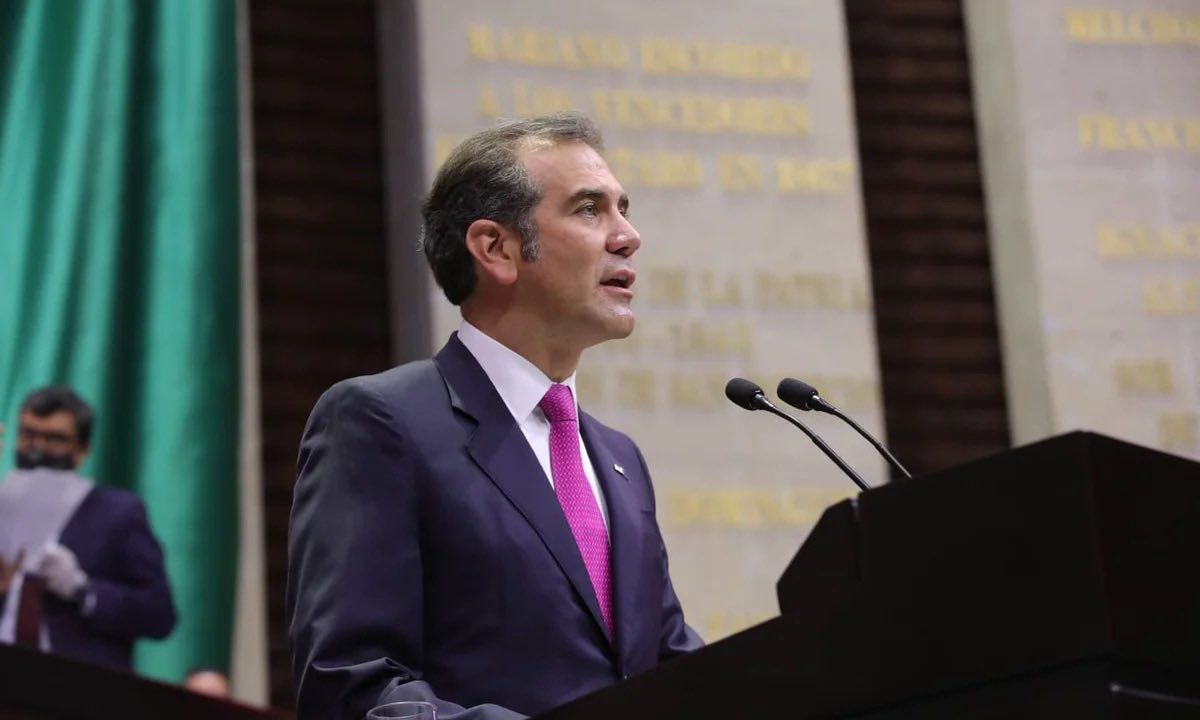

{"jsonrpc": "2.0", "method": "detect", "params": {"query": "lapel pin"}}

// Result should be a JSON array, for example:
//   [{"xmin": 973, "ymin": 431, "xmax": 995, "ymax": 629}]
[{"xmin": 613, "ymin": 463, "xmax": 627, "ymax": 478}]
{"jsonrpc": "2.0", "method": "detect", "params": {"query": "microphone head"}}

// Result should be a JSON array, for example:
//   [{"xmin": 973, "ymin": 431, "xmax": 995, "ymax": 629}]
[
  {"xmin": 725, "ymin": 377, "xmax": 767, "ymax": 411},
  {"xmin": 777, "ymin": 377, "xmax": 822, "ymax": 411}
]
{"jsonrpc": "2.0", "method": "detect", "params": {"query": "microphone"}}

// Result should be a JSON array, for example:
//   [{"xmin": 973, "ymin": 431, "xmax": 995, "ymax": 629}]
[
  {"xmin": 725, "ymin": 378, "xmax": 870, "ymax": 491},
  {"xmin": 777, "ymin": 378, "xmax": 912, "ymax": 480}
]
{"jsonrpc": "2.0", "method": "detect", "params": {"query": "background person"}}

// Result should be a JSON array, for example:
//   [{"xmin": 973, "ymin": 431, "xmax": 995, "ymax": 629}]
[
  {"xmin": 0, "ymin": 385, "xmax": 176, "ymax": 671},
  {"xmin": 185, "ymin": 667, "xmax": 232, "ymax": 698}
]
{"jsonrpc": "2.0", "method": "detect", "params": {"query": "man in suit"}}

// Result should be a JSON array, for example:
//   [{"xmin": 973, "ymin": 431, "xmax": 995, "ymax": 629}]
[
  {"xmin": 0, "ymin": 385, "xmax": 176, "ymax": 671},
  {"xmin": 288, "ymin": 112, "xmax": 702, "ymax": 720}
]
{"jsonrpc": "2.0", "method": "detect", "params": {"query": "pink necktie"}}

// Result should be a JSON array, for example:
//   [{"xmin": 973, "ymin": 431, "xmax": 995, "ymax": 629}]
[{"xmin": 539, "ymin": 383, "xmax": 613, "ymax": 636}]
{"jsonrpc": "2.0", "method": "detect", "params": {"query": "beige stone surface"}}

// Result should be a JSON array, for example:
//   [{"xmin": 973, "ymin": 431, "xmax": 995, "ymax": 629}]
[{"xmin": 968, "ymin": 0, "xmax": 1200, "ymax": 456}]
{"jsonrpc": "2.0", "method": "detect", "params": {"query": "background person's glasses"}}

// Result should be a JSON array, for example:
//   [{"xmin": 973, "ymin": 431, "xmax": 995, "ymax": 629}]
[{"xmin": 17, "ymin": 427, "xmax": 76, "ymax": 447}]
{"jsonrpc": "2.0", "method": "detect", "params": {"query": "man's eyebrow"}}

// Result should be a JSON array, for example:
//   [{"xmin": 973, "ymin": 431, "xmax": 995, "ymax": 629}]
[
  {"xmin": 566, "ymin": 188, "xmax": 605, "ymax": 205},
  {"xmin": 566, "ymin": 188, "xmax": 630, "ymax": 213}
]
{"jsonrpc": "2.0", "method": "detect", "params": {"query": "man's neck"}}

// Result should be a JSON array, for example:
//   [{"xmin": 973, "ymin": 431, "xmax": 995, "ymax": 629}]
[{"xmin": 462, "ymin": 310, "xmax": 582, "ymax": 382}]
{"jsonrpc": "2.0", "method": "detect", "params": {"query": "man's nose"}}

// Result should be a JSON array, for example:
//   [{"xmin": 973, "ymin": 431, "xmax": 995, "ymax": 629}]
[{"xmin": 610, "ymin": 216, "xmax": 642, "ymax": 257}]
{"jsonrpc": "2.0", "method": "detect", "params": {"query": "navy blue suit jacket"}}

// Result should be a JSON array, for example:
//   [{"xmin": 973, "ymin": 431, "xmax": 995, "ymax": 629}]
[
  {"xmin": 287, "ymin": 336, "xmax": 701, "ymax": 720},
  {"xmin": 46, "ymin": 485, "xmax": 176, "ymax": 670}
]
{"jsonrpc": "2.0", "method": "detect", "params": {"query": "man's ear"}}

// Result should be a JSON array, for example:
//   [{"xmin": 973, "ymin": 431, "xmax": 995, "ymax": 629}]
[{"xmin": 465, "ymin": 219, "xmax": 520, "ymax": 286}]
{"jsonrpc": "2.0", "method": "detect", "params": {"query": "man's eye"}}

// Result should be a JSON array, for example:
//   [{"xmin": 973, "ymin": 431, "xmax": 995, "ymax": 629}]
[{"xmin": 578, "ymin": 204, "xmax": 598, "ymax": 216}]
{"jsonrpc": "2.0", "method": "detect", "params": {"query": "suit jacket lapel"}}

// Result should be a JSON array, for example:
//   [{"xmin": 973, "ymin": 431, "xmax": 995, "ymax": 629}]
[
  {"xmin": 579, "ymin": 411, "xmax": 644, "ymax": 666},
  {"xmin": 433, "ymin": 335, "xmax": 611, "ymax": 644}
]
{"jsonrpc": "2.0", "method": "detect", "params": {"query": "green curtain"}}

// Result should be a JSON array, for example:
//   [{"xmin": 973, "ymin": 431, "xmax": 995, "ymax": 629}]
[{"xmin": 0, "ymin": 0, "xmax": 240, "ymax": 681}]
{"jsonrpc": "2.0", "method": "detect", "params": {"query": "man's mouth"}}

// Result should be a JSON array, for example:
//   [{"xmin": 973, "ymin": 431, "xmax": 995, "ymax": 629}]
[{"xmin": 600, "ymin": 269, "xmax": 636, "ymax": 290}]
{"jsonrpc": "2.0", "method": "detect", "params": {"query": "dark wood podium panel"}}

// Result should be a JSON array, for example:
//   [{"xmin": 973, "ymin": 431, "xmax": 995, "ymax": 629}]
[
  {"xmin": 849, "ymin": 660, "xmax": 1200, "ymax": 720},
  {"xmin": 537, "ymin": 432, "xmax": 1200, "ymax": 719},
  {"xmin": 0, "ymin": 643, "xmax": 290, "ymax": 720}
]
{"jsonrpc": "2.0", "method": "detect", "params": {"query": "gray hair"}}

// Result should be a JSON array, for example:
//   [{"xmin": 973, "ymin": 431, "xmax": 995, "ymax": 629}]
[{"xmin": 420, "ymin": 112, "xmax": 605, "ymax": 305}]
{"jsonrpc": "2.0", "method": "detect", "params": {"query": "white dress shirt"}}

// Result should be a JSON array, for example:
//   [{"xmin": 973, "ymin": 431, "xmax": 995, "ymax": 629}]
[{"xmin": 457, "ymin": 321, "xmax": 609, "ymax": 529}]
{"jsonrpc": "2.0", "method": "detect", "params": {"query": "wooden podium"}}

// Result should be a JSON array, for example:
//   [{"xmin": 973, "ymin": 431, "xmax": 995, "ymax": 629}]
[
  {"xmin": 0, "ymin": 642, "xmax": 288, "ymax": 719},
  {"xmin": 538, "ymin": 432, "xmax": 1200, "ymax": 719}
]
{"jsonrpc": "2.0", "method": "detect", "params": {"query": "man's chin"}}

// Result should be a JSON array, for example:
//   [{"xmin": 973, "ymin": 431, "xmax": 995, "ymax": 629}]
[
  {"xmin": 607, "ymin": 312, "xmax": 636, "ymax": 339},
  {"xmin": 582, "ymin": 316, "xmax": 635, "ymax": 347}
]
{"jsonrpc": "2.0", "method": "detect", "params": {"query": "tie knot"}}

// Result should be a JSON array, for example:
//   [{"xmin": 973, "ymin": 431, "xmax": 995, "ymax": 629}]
[{"xmin": 539, "ymin": 383, "xmax": 577, "ymax": 424}]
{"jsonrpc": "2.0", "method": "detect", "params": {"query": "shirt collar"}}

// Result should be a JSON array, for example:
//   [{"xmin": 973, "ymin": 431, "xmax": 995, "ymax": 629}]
[{"xmin": 457, "ymin": 321, "xmax": 578, "ymax": 423}]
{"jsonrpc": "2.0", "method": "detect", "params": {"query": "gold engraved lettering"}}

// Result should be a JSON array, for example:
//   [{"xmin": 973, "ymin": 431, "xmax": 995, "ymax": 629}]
[
  {"xmin": 1159, "ymin": 412, "xmax": 1198, "ymax": 452},
  {"xmin": 704, "ymin": 615, "xmax": 731, "ymax": 641},
  {"xmin": 703, "ymin": 613, "xmax": 774, "ymax": 640},
  {"xmin": 616, "ymin": 369, "xmax": 655, "ymax": 410},
  {"xmin": 1144, "ymin": 280, "xmax": 1173, "ymax": 314},
  {"xmin": 1079, "ymin": 113, "xmax": 1124, "ymax": 149},
  {"xmin": 1098, "ymin": 224, "xmax": 1200, "ymax": 260},
  {"xmin": 432, "ymin": 134, "xmax": 467, "ymax": 170},
  {"xmin": 665, "ymin": 488, "xmax": 837, "ymax": 529},
  {"xmin": 1144, "ymin": 118, "xmax": 1182, "ymax": 148},
  {"xmin": 607, "ymin": 148, "xmax": 705, "ymax": 189},
  {"xmin": 718, "ymin": 154, "xmax": 765, "ymax": 192},
  {"xmin": 714, "ymin": 492, "xmax": 749, "ymax": 527},
  {"xmin": 1114, "ymin": 359, "xmax": 1173, "ymax": 395},
  {"xmin": 477, "ymin": 85, "xmax": 502, "ymax": 118},
  {"xmin": 668, "ymin": 321, "xmax": 753, "ymax": 359},
  {"xmin": 1144, "ymin": 279, "xmax": 1200, "ymax": 316},
  {"xmin": 472, "ymin": 27, "xmax": 629, "ymax": 69},
  {"xmin": 667, "ymin": 372, "xmax": 729, "ymax": 411},
  {"xmin": 704, "ymin": 614, "xmax": 727, "ymax": 641},
  {"xmin": 775, "ymin": 159, "xmax": 854, "ymax": 194},
  {"xmin": 1065, "ymin": 9, "xmax": 1102, "ymax": 41},
  {"xmin": 755, "ymin": 272, "xmax": 869, "ymax": 310},
  {"xmin": 575, "ymin": 369, "xmax": 606, "ymax": 406},
  {"xmin": 467, "ymin": 25, "xmax": 497, "ymax": 61},
  {"xmin": 1162, "ymin": 227, "xmax": 1198, "ymax": 257},
  {"xmin": 666, "ymin": 490, "xmax": 701, "ymax": 527},
  {"xmin": 1149, "ymin": 13, "xmax": 1200, "ymax": 44},
  {"xmin": 777, "ymin": 491, "xmax": 820, "ymax": 525},
  {"xmin": 639, "ymin": 37, "xmax": 809, "ymax": 81},
  {"xmin": 1079, "ymin": 114, "xmax": 1200, "ymax": 152},
  {"xmin": 648, "ymin": 268, "xmax": 689, "ymax": 306},
  {"xmin": 575, "ymin": 34, "xmax": 632, "ymax": 68},
  {"xmin": 1065, "ymin": 9, "xmax": 1200, "ymax": 46},
  {"xmin": 707, "ymin": 490, "xmax": 759, "ymax": 528},
  {"xmin": 699, "ymin": 271, "xmax": 743, "ymax": 308},
  {"xmin": 592, "ymin": 88, "xmax": 809, "ymax": 137},
  {"xmin": 1185, "ymin": 119, "xmax": 1200, "ymax": 148},
  {"xmin": 1096, "ymin": 224, "xmax": 1136, "ymax": 258}
]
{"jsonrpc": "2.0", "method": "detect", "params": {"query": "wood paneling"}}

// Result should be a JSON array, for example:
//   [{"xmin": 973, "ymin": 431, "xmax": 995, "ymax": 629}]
[
  {"xmin": 248, "ymin": 0, "xmax": 390, "ymax": 708},
  {"xmin": 846, "ymin": 0, "xmax": 1011, "ymax": 475}
]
